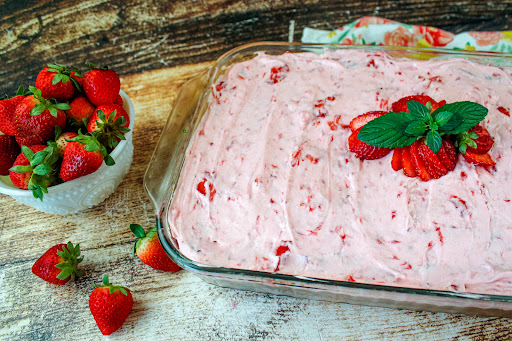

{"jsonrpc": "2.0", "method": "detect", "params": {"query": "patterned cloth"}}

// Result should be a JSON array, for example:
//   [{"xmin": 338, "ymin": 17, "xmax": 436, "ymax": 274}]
[{"xmin": 302, "ymin": 16, "xmax": 512, "ymax": 52}]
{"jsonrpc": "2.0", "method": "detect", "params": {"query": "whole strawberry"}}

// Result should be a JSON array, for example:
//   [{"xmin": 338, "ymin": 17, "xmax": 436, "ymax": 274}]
[
  {"xmin": 130, "ymin": 224, "xmax": 181, "ymax": 272},
  {"xmin": 35, "ymin": 63, "xmax": 82, "ymax": 102},
  {"xmin": 60, "ymin": 132, "xmax": 114, "ymax": 181},
  {"xmin": 0, "ymin": 86, "xmax": 27, "ymax": 136},
  {"xmin": 13, "ymin": 87, "xmax": 69, "ymax": 145},
  {"xmin": 0, "ymin": 134, "xmax": 21, "ymax": 175},
  {"xmin": 10, "ymin": 143, "xmax": 59, "ymax": 199},
  {"xmin": 89, "ymin": 276, "xmax": 133, "ymax": 335},
  {"xmin": 83, "ymin": 62, "xmax": 121, "ymax": 106},
  {"xmin": 56, "ymin": 131, "xmax": 78, "ymax": 157},
  {"xmin": 32, "ymin": 242, "xmax": 83, "ymax": 285},
  {"xmin": 87, "ymin": 104, "xmax": 130, "ymax": 150},
  {"xmin": 66, "ymin": 96, "xmax": 95, "ymax": 125}
]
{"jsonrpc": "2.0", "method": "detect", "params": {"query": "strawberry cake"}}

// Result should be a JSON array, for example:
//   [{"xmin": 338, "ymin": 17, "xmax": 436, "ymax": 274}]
[{"xmin": 168, "ymin": 49, "xmax": 512, "ymax": 296}]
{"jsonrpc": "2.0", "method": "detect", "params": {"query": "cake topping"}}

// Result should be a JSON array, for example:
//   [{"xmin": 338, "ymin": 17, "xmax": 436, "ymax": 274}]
[{"xmin": 350, "ymin": 96, "xmax": 496, "ymax": 180}]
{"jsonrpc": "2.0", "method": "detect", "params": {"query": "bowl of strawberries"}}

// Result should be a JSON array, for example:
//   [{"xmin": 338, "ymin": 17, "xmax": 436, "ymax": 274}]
[{"xmin": 0, "ymin": 63, "xmax": 134, "ymax": 214}]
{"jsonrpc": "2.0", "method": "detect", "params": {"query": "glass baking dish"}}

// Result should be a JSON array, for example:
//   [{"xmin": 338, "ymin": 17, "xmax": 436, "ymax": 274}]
[{"xmin": 144, "ymin": 42, "xmax": 512, "ymax": 317}]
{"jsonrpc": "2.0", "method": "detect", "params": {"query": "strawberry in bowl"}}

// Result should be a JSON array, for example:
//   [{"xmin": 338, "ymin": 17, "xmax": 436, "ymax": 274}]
[{"xmin": 0, "ymin": 62, "xmax": 135, "ymax": 214}]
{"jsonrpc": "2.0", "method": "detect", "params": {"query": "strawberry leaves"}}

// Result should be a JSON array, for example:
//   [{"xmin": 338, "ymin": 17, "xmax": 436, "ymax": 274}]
[
  {"xmin": 68, "ymin": 130, "xmax": 116, "ymax": 166},
  {"xmin": 357, "ymin": 100, "xmax": 488, "ymax": 153},
  {"xmin": 28, "ymin": 86, "xmax": 71, "ymax": 117},
  {"xmin": 54, "ymin": 242, "xmax": 84, "ymax": 281}
]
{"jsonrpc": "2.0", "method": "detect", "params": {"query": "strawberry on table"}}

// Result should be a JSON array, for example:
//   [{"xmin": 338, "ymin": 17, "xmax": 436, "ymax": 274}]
[
  {"xmin": 87, "ymin": 104, "xmax": 130, "ymax": 150},
  {"xmin": 32, "ymin": 242, "xmax": 83, "ymax": 285},
  {"xmin": 89, "ymin": 275, "xmax": 133, "ymax": 335},
  {"xmin": 83, "ymin": 62, "xmax": 121, "ymax": 106},
  {"xmin": 13, "ymin": 87, "xmax": 69, "ymax": 146},
  {"xmin": 9, "ymin": 143, "xmax": 59, "ymax": 199},
  {"xmin": 130, "ymin": 224, "xmax": 181, "ymax": 272},
  {"xmin": 35, "ymin": 63, "xmax": 82, "ymax": 102},
  {"xmin": 0, "ymin": 134, "xmax": 21, "ymax": 175}
]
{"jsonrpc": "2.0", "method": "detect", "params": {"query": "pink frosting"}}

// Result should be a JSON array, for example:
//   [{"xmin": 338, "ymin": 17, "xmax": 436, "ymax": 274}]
[{"xmin": 169, "ymin": 49, "xmax": 512, "ymax": 295}]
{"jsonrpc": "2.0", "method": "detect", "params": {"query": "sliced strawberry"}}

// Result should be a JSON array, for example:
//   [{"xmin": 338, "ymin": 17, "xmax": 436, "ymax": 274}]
[
  {"xmin": 466, "ymin": 125, "xmax": 494, "ymax": 154},
  {"xmin": 391, "ymin": 95, "xmax": 441, "ymax": 113},
  {"xmin": 417, "ymin": 141, "xmax": 448, "ymax": 179},
  {"xmin": 437, "ymin": 139, "xmax": 457, "ymax": 171},
  {"xmin": 391, "ymin": 148, "xmax": 403, "ymax": 171},
  {"xmin": 348, "ymin": 128, "xmax": 391, "ymax": 160},
  {"xmin": 401, "ymin": 146, "xmax": 416, "ymax": 177},
  {"xmin": 409, "ymin": 140, "xmax": 431, "ymax": 181},
  {"xmin": 462, "ymin": 150, "xmax": 496, "ymax": 166},
  {"xmin": 349, "ymin": 111, "xmax": 387, "ymax": 132}
]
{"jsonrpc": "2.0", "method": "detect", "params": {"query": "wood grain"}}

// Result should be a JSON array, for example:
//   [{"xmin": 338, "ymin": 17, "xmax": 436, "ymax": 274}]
[
  {"xmin": 1, "ymin": 0, "xmax": 512, "ymax": 95},
  {"xmin": 1, "ymin": 60, "xmax": 512, "ymax": 340}
]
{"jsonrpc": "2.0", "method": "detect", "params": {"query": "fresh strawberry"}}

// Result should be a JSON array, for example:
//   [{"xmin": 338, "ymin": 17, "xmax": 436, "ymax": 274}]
[
  {"xmin": 13, "ymin": 87, "xmax": 69, "ymax": 145},
  {"xmin": 66, "ymin": 96, "xmax": 95, "ymax": 124},
  {"xmin": 32, "ymin": 242, "xmax": 83, "ymax": 285},
  {"xmin": 9, "ymin": 144, "xmax": 59, "ymax": 200},
  {"xmin": 437, "ymin": 139, "xmax": 457, "ymax": 171},
  {"xmin": 83, "ymin": 62, "xmax": 121, "ymax": 106},
  {"xmin": 0, "ymin": 94, "xmax": 25, "ymax": 136},
  {"xmin": 348, "ymin": 127, "xmax": 391, "ymax": 160},
  {"xmin": 113, "ymin": 93, "xmax": 123, "ymax": 105},
  {"xmin": 417, "ymin": 140, "xmax": 448, "ymax": 179},
  {"xmin": 35, "ymin": 64, "xmax": 82, "ymax": 102},
  {"xmin": 401, "ymin": 146, "xmax": 417, "ymax": 177},
  {"xmin": 60, "ymin": 139, "xmax": 103, "ymax": 182},
  {"xmin": 89, "ymin": 276, "xmax": 133, "ymax": 335},
  {"xmin": 349, "ymin": 111, "xmax": 387, "ymax": 132},
  {"xmin": 130, "ymin": 224, "xmax": 181, "ymax": 272},
  {"xmin": 15, "ymin": 134, "xmax": 43, "ymax": 148},
  {"xmin": 391, "ymin": 147, "xmax": 403, "ymax": 171},
  {"xmin": 464, "ymin": 125, "xmax": 494, "ymax": 154},
  {"xmin": 87, "ymin": 104, "xmax": 130, "ymax": 150},
  {"xmin": 0, "ymin": 134, "xmax": 21, "ymax": 175},
  {"xmin": 462, "ymin": 150, "xmax": 496, "ymax": 166},
  {"xmin": 391, "ymin": 95, "xmax": 444, "ymax": 113},
  {"xmin": 56, "ymin": 131, "xmax": 78, "ymax": 157},
  {"xmin": 409, "ymin": 140, "xmax": 431, "ymax": 181}
]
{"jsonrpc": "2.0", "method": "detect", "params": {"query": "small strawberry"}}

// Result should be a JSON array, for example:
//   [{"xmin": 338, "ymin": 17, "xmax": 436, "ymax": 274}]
[
  {"xmin": 13, "ymin": 87, "xmax": 69, "ymax": 145},
  {"xmin": 56, "ymin": 131, "xmax": 78, "ymax": 157},
  {"xmin": 462, "ymin": 150, "xmax": 496, "ymax": 166},
  {"xmin": 35, "ymin": 64, "xmax": 82, "ymax": 102},
  {"xmin": 89, "ymin": 275, "xmax": 133, "ymax": 335},
  {"xmin": 87, "ymin": 104, "xmax": 130, "ymax": 150},
  {"xmin": 0, "ymin": 86, "xmax": 27, "ymax": 136},
  {"xmin": 456, "ymin": 124, "xmax": 494, "ymax": 154},
  {"xmin": 60, "ymin": 133, "xmax": 114, "ymax": 181},
  {"xmin": 130, "ymin": 224, "xmax": 181, "ymax": 272},
  {"xmin": 349, "ymin": 111, "xmax": 387, "ymax": 132},
  {"xmin": 391, "ymin": 95, "xmax": 444, "ymax": 113},
  {"xmin": 83, "ymin": 62, "xmax": 121, "ymax": 106},
  {"xmin": 348, "ymin": 127, "xmax": 391, "ymax": 160},
  {"xmin": 32, "ymin": 242, "xmax": 83, "ymax": 285},
  {"xmin": 9, "ymin": 143, "xmax": 59, "ymax": 199},
  {"xmin": 66, "ymin": 96, "xmax": 95, "ymax": 125},
  {"xmin": 0, "ymin": 134, "xmax": 21, "ymax": 175}
]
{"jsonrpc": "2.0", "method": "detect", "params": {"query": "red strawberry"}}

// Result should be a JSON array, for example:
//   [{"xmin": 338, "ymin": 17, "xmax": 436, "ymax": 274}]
[
  {"xmin": 32, "ymin": 242, "xmax": 83, "ymax": 285},
  {"xmin": 87, "ymin": 104, "xmax": 130, "ymax": 150},
  {"xmin": 349, "ymin": 111, "xmax": 387, "ymax": 132},
  {"xmin": 391, "ymin": 95, "xmax": 444, "ymax": 113},
  {"xmin": 15, "ymin": 134, "xmax": 42, "ymax": 148},
  {"xmin": 409, "ymin": 140, "xmax": 431, "ymax": 181},
  {"xmin": 0, "ymin": 135, "xmax": 21, "ymax": 175},
  {"xmin": 83, "ymin": 62, "xmax": 121, "ymax": 106},
  {"xmin": 13, "ymin": 88, "xmax": 68, "ymax": 145},
  {"xmin": 0, "ymin": 95, "xmax": 25, "ymax": 136},
  {"xmin": 466, "ymin": 125, "xmax": 494, "ymax": 154},
  {"xmin": 348, "ymin": 127, "xmax": 391, "ymax": 160},
  {"xmin": 437, "ymin": 139, "xmax": 457, "ymax": 171},
  {"xmin": 56, "ymin": 131, "xmax": 78, "ymax": 157},
  {"xmin": 113, "ymin": 93, "xmax": 123, "ymax": 105},
  {"xmin": 462, "ymin": 150, "xmax": 496, "ymax": 166},
  {"xmin": 35, "ymin": 64, "xmax": 82, "ymax": 102},
  {"xmin": 89, "ymin": 276, "xmax": 133, "ymax": 335},
  {"xmin": 60, "ymin": 140, "xmax": 104, "ymax": 181},
  {"xmin": 10, "ymin": 144, "xmax": 48, "ymax": 189},
  {"xmin": 130, "ymin": 224, "xmax": 181, "ymax": 272},
  {"xmin": 391, "ymin": 147, "xmax": 403, "ymax": 171},
  {"xmin": 66, "ymin": 96, "xmax": 95, "ymax": 124},
  {"xmin": 417, "ymin": 140, "xmax": 449, "ymax": 179},
  {"xmin": 401, "ymin": 146, "xmax": 417, "ymax": 177}
]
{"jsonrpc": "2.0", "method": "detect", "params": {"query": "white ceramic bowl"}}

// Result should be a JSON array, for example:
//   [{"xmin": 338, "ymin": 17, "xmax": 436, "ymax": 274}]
[{"xmin": 0, "ymin": 90, "xmax": 134, "ymax": 215}]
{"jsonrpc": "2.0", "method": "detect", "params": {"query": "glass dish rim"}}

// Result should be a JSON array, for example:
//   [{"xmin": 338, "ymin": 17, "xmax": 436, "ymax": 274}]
[{"xmin": 150, "ymin": 41, "xmax": 512, "ymax": 305}]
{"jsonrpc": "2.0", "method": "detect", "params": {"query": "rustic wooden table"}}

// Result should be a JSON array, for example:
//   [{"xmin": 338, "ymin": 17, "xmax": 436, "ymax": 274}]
[{"xmin": 1, "ymin": 1, "xmax": 512, "ymax": 340}]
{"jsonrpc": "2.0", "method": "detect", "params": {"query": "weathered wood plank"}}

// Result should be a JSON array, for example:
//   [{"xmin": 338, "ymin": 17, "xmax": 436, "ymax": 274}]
[{"xmin": 1, "ymin": 0, "xmax": 511, "ymax": 95}]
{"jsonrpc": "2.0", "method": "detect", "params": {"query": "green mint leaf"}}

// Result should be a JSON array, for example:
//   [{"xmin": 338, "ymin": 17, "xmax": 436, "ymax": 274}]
[
  {"xmin": 407, "ymin": 101, "xmax": 431, "ymax": 121},
  {"xmin": 405, "ymin": 121, "xmax": 428, "ymax": 136},
  {"xmin": 357, "ymin": 112, "xmax": 418, "ymax": 148},
  {"xmin": 433, "ymin": 111, "xmax": 453, "ymax": 127},
  {"xmin": 435, "ymin": 102, "xmax": 488, "ymax": 134},
  {"xmin": 459, "ymin": 143, "xmax": 467, "ymax": 154},
  {"xmin": 426, "ymin": 130, "xmax": 442, "ymax": 153}
]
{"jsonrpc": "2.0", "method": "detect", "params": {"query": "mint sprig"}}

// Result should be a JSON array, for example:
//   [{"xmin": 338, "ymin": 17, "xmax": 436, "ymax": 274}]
[{"xmin": 357, "ymin": 100, "xmax": 488, "ymax": 153}]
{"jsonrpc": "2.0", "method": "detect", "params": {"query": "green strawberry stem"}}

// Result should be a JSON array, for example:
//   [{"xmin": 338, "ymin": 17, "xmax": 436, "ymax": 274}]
[
  {"xmin": 28, "ymin": 86, "xmax": 71, "ymax": 117},
  {"xmin": 130, "ymin": 224, "xmax": 151, "ymax": 257},
  {"xmin": 55, "ymin": 242, "xmax": 84, "ymax": 281},
  {"xmin": 92, "ymin": 275, "xmax": 129, "ymax": 296}
]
